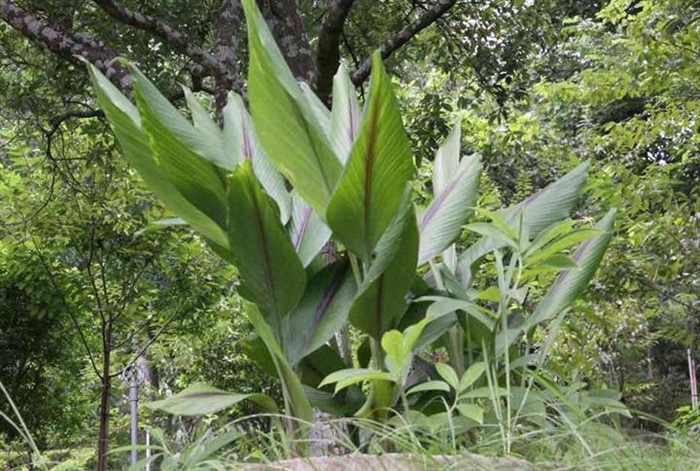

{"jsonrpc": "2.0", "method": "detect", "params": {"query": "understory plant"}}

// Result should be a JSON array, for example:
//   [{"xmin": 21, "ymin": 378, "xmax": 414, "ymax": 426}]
[{"xmin": 88, "ymin": 0, "xmax": 621, "ymax": 451}]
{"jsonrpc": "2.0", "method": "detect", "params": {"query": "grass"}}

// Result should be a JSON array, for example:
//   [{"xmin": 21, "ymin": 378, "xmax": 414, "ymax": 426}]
[{"xmin": 3, "ymin": 375, "xmax": 700, "ymax": 470}]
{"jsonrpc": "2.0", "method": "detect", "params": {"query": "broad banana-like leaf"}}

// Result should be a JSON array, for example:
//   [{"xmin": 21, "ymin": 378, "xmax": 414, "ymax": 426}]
[
  {"xmin": 283, "ymin": 262, "xmax": 356, "ymax": 365},
  {"xmin": 456, "ymin": 161, "xmax": 590, "ymax": 285},
  {"xmin": 242, "ymin": 336, "xmax": 348, "ymax": 390},
  {"xmin": 329, "ymin": 64, "xmax": 361, "ymax": 164},
  {"xmin": 363, "ymin": 186, "xmax": 414, "ymax": 283},
  {"xmin": 147, "ymin": 383, "xmax": 277, "ymax": 415},
  {"xmin": 430, "ymin": 118, "xmax": 464, "ymax": 271},
  {"xmin": 245, "ymin": 301, "xmax": 313, "ymax": 423},
  {"xmin": 506, "ymin": 161, "xmax": 590, "ymax": 235},
  {"xmin": 349, "ymin": 189, "xmax": 419, "ymax": 339},
  {"xmin": 300, "ymin": 82, "xmax": 331, "ymax": 134},
  {"xmin": 432, "ymin": 117, "xmax": 462, "ymax": 195},
  {"xmin": 223, "ymin": 92, "xmax": 291, "ymax": 223},
  {"xmin": 132, "ymin": 66, "xmax": 228, "ymax": 228},
  {"xmin": 227, "ymin": 161, "xmax": 305, "ymax": 321},
  {"xmin": 526, "ymin": 208, "xmax": 616, "ymax": 329},
  {"xmin": 129, "ymin": 67, "xmax": 226, "ymax": 172},
  {"xmin": 296, "ymin": 345, "xmax": 348, "ymax": 388},
  {"xmin": 86, "ymin": 64, "xmax": 228, "ymax": 248},
  {"xmin": 302, "ymin": 385, "xmax": 363, "ymax": 415},
  {"xmin": 327, "ymin": 52, "xmax": 414, "ymax": 261},
  {"xmin": 419, "ymin": 152, "xmax": 482, "ymax": 265},
  {"xmin": 243, "ymin": 0, "xmax": 341, "ymax": 215},
  {"xmin": 183, "ymin": 87, "xmax": 234, "ymax": 170},
  {"xmin": 288, "ymin": 192, "xmax": 332, "ymax": 267},
  {"xmin": 319, "ymin": 368, "xmax": 393, "ymax": 394}
]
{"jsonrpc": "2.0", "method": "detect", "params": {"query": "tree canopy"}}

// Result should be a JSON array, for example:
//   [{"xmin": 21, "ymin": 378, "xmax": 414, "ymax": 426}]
[{"xmin": 0, "ymin": 0, "xmax": 698, "ymax": 469}]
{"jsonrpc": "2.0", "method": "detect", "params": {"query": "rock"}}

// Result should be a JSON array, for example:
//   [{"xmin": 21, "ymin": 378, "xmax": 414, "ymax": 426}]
[{"xmin": 243, "ymin": 452, "xmax": 535, "ymax": 470}]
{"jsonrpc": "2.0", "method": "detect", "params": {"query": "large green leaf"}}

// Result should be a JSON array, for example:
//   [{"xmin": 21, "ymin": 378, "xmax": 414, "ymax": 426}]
[
  {"xmin": 86, "ymin": 64, "xmax": 228, "ymax": 248},
  {"xmin": 183, "ymin": 87, "xmax": 234, "ymax": 170},
  {"xmin": 302, "ymin": 385, "xmax": 363, "ymax": 416},
  {"xmin": 505, "ymin": 161, "xmax": 590, "ymax": 235},
  {"xmin": 132, "ymin": 66, "xmax": 228, "ymax": 228},
  {"xmin": 227, "ymin": 160, "xmax": 305, "ymax": 321},
  {"xmin": 243, "ymin": 0, "xmax": 341, "ymax": 215},
  {"xmin": 300, "ymin": 82, "xmax": 331, "ymax": 134},
  {"xmin": 329, "ymin": 64, "xmax": 361, "ymax": 165},
  {"xmin": 456, "ymin": 162, "xmax": 590, "ymax": 285},
  {"xmin": 245, "ymin": 301, "xmax": 313, "ymax": 423},
  {"xmin": 526, "ymin": 208, "xmax": 616, "ymax": 328},
  {"xmin": 242, "ymin": 336, "xmax": 348, "ymax": 391},
  {"xmin": 129, "ymin": 66, "xmax": 226, "ymax": 172},
  {"xmin": 283, "ymin": 261, "xmax": 356, "ymax": 365},
  {"xmin": 432, "ymin": 117, "xmax": 462, "ymax": 195},
  {"xmin": 147, "ymin": 383, "xmax": 277, "ymax": 416},
  {"xmin": 363, "ymin": 185, "xmax": 414, "ymax": 282},
  {"xmin": 222, "ymin": 92, "xmax": 291, "ymax": 223},
  {"xmin": 288, "ymin": 192, "xmax": 332, "ymax": 267},
  {"xmin": 319, "ymin": 368, "xmax": 393, "ymax": 394},
  {"xmin": 326, "ymin": 52, "xmax": 414, "ymax": 261},
  {"xmin": 421, "ymin": 119, "xmax": 481, "ymax": 269},
  {"xmin": 296, "ymin": 344, "xmax": 348, "ymax": 388},
  {"xmin": 419, "ymin": 152, "xmax": 482, "ymax": 265},
  {"xmin": 349, "ymin": 189, "xmax": 419, "ymax": 339}
]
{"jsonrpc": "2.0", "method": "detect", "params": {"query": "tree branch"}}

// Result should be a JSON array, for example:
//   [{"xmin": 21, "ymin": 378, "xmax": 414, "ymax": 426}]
[
  {"xmin": 314, "ymin": 0, "xmax": 355, "ymax": 101},
  {"xmin": 0, "ymin": 0, "xmax": 131, "ymax": 91},
  {"xmin": 92, "ymin": 0, "xmax": 224, "ymax": 79},
  {"xmin": 22, "ymin": 232, "xmax": 104, "ymax": 380},
  {"xmin": 110, "ymin": 308, "xmax": 184, "ymax": 378},
  {"xmin": 351, "ymin": 0, "xmax": 457, "ymax": 85}
]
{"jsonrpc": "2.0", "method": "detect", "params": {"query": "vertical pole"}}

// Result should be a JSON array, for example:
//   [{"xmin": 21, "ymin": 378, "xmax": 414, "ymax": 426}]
[
  {"xmin": 145, "ymin": 425, "xmax": 151, "ymax": 471},
  {"xmin": 693, "ymin": 356, "xmax": 698, "ymax": 410},
  {"xmin": 129, "ymin": 382, "xmax": 139, "ymax": 466},
  {"xmin": 687, "ymin": 348, "xmax": 698, "ymax": 409}
]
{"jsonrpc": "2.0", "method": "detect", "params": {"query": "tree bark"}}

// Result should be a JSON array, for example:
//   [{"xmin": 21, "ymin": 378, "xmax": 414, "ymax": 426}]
[
  {"xmin": 213, "ymin": 0, "xmax": 245, "ymax": 119},
  {"xmin": 259, "ymin": 0, "xmax": 316, "ymax": 82},
  {"xmin": 92, "ymin": 0, "xmax": 222, "ymax": 78},
  {"xmin": 0, "ymin": 0, "xmax": 131, "ymax": 91},
  {"xmin": 314, "ymin": 0, "xmax": 355, "ymax": 101}
]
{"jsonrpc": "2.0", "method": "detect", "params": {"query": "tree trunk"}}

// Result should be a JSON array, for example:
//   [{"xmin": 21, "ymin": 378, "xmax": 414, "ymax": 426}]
[
  {"xmin": 213, "ymin": 0, "xmax": 244, "ymax": 120},
  {"xmin": 97, "ymin": 329, "xmax": 112, "ymax": 471},
  {"xmin": 260, "ymin": 0, "xmax": 316, "ymax": 83}
]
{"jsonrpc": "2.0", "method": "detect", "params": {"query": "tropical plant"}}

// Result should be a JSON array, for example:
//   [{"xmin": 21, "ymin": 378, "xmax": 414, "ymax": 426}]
[{"xmin": 87, "ymin": 0, "xmax": 618, "ymax": 447}]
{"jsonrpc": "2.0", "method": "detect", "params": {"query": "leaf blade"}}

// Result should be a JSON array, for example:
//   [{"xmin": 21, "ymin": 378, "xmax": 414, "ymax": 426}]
[
  {"xmin": 227, "ymin": 160, "xmax": 306, "ymax": 321},
  {"xmin": 223, "ymin": 92, "xmax": 291, "ymax": 223},
  {"xmin": 419, "ymin": 152, "xmax": 482, "ymax": 265},
  {"xmin": 327, "ymin": 52, "xmax": 414, "ymax": 261},
  {"xmin": 527, "ymin": 208, "xmax": 616, "ymax": 328},
  {"xmin": 243, "ymin": 0, "xmax": 341, "ymax": 214},
  {"xmin": 330, "ymin": 64, "xmax": 361, "ymax": 165},
  {"xmin": 86, "ymin": 63, "xmax": 228, "ymax": 247},
  {"xmin": 147, "ymin": 383, "xmax": 277, "ymax": 416}
]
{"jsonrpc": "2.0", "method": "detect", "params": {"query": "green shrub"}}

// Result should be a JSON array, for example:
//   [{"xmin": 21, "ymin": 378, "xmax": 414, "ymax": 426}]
[{"xmin": 88, "ymin": 0, "xmax": 619, "ymax": 452}]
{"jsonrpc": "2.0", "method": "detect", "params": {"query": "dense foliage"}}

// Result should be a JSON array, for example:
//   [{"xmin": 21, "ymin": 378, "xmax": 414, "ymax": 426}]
[{"xmin": 0, "ymin": 0, "xmax": 698, "ymax": 469}]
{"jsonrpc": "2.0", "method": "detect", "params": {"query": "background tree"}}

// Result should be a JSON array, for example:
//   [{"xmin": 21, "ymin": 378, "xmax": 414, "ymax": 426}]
[{"xmin": 0, "ymin": 0, "xmax": 698, "ymax": 466}]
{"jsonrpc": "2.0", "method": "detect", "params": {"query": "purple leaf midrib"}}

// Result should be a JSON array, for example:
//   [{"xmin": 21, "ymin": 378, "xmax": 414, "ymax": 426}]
[
  {"xmin": 303, "ymin": 264, "xmax": 350, "ymax": 352},
  {"xmin": 348, "ymin": 94, "xmax": 357, "ymax": 143},
  {"xmin": 293, "ymin": 204, "xmax": 313, "ymax": 251},
  {"xmin": 363, "ymin": 88, "xmax": 381, "ymax": 251},
  {"xmin": 242, "ymin": 114, "xmax": 254, "ymax": 161},
  {"xmin": 420, "ymin": 163, "xmax": 468, "ymax": 232}
]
